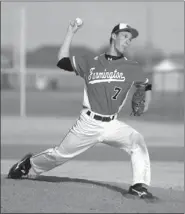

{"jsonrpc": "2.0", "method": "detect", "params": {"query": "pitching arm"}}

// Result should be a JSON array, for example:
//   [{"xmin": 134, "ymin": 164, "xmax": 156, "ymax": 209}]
[{"xmin": 58, "ymin": 19, "xmax": 82, "ymax": 60}]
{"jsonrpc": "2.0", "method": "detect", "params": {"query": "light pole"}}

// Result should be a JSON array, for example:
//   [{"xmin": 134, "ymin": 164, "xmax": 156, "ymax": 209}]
[
  {"xmin": 20, "ymin": 6, "xmax": 27, "ymax": 118},
  {"xmin": 145, "ymin": 3, "xmax": 153, "ymax": 72}
]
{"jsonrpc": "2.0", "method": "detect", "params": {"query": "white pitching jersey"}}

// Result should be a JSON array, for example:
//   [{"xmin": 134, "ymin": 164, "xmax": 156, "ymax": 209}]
[{"xmin": 71, "ymin": 53, "xmax": 151, "ymax": 115}]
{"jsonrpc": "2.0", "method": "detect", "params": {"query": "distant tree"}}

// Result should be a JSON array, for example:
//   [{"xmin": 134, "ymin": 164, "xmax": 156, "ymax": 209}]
[
  {"xmin": 70, "ymin": 45, "xmax": 97, "ymax": 58},
  {"xmin": 1, "ymin": 46, "xmax": 13, "ymax": 69},
  {"xmin": 128, "ymin": 45, "xmax": 165, "ymax": 66},
  {"xmin": 27, "ymin": 45, "xmax": 97, "ymax": 68},
  {"xmin": 1, "ymin": 46, "xmax": 13, "ymax": 90},
  {"xmin": 1, "ymin": 72, "xmax": 12, "ymax": 90},
  {"xmin": 27, "ymin": 45, "xmax": 59, "ymax": 68}
]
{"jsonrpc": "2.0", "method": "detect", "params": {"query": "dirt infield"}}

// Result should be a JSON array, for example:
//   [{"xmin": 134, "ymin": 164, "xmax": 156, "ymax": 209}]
[{"xmin": 1, "ymin": 175, "xmax": 184, "ymax": 213}]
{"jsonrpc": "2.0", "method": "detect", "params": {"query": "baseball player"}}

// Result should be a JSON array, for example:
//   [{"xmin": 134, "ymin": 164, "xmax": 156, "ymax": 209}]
[{"xmin": 8, "ymin": 19, "xmax": 154, "ymax": 199}]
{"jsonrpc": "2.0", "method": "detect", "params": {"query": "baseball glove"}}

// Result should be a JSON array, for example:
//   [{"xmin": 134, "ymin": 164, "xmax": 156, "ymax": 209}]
[{"xmin": 130, "ymin": 83, "xmax": 146, "ymax": 116}]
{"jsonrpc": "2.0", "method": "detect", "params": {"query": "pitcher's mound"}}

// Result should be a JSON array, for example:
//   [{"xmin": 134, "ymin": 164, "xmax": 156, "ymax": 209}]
[{"xmin": 1, "ymin": 175, "xmax": 184, "ymax": 213}]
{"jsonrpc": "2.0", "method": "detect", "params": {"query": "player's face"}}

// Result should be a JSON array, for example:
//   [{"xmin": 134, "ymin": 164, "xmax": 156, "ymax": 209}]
[{"xmin": 113, "ymin": 31, "xmax": 133, "ymax": 54}]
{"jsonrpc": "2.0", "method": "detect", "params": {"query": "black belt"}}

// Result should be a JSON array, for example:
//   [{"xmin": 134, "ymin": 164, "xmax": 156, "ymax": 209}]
[{"xmin": 86, "ymin": 110, "xmax": 115, "ymax": 122}]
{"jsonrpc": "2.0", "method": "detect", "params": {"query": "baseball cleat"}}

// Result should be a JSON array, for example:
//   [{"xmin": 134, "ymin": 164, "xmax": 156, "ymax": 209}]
[
  {"xmin": 7, "ymin": 153, "xmax": 33, "ymax": 179},
  {"xmin": 128, "ymin": 185, "xmax": 154, "ymax": 199}
]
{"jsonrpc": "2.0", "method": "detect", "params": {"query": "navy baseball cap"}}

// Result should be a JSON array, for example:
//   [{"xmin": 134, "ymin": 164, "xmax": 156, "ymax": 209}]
[{"xmin": 111, "ymin": 23, "xmax": 139, "ymax": 39}]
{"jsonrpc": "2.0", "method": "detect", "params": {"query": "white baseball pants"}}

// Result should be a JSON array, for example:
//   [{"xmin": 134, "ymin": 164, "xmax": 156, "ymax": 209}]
[{"xmin": 30, "ymin": 109, "xmax": 151, "ymax": 186}]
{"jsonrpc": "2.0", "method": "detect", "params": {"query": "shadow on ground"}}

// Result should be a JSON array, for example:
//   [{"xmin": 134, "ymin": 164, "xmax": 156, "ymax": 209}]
[{"xmin": 26, "ymin": 175, "xmax": 160, "ymax": 203}]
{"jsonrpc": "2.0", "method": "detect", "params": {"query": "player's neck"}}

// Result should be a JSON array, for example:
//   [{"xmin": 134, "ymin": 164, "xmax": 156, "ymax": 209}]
[{"xmin": 106, "ymin": 45, "xmax": 124, "ymax": 57}]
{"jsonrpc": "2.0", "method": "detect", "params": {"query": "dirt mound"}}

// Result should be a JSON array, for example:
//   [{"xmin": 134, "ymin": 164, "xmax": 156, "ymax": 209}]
[{"xmin": 1, "ymin": 175, "xmax": 184, "ymax": 213}]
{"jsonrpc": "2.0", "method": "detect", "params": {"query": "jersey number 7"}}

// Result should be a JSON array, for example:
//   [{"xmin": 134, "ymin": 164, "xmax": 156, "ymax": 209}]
[{"xmin": 112, "ymin": 86, "xmax": 122, "ymax": 100}]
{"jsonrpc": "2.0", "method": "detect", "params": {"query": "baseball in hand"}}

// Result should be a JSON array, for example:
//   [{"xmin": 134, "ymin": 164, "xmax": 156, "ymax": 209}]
[{"xmin": 75, "ymin": 18, "xmax": 83, "ymax": 26}]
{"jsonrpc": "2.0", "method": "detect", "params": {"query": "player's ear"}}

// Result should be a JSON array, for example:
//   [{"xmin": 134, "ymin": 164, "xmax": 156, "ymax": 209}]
[{"xmin": 111, "ymin": 33, "xmax": 117, "ymax": 41}]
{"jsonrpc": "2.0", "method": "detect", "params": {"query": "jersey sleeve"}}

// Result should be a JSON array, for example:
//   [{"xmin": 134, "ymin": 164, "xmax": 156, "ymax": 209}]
[{"xmin": 70, "ymin": 55, "xmax": 88, "ymax": 78}]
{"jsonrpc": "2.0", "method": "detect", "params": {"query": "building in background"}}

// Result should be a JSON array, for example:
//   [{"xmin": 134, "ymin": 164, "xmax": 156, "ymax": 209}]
[{"xmin": 152, "ymin": 57, "xmax": 184, "ymax": 93}]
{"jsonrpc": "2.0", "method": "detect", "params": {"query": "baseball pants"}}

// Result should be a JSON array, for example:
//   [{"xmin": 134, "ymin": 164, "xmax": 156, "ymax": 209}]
[{"xmin": 30, "ymin": 109, "xmax": 151, "ymax": 186}]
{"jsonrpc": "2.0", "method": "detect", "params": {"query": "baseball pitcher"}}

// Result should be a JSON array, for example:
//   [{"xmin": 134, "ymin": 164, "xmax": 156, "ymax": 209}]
[{"xmin": 8, "ymin": 18, "xmax": 154, "ymax": 199}]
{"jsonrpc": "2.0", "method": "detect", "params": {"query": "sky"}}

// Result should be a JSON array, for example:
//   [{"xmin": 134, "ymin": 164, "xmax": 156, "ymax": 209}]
[{"xmin": 1, "ymin": 2, "xmax": 184, "ymax": 54}]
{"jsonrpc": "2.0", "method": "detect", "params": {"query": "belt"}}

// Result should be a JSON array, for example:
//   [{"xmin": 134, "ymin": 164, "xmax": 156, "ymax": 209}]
[{"xmin": 86, "ymin": 110, "xmax": 115, "ymax": 122}]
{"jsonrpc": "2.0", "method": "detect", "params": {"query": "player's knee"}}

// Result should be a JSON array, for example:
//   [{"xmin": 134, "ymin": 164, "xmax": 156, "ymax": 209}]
[
  {"xmin": 131, "ymin": 131, "xmax": 146, "ymax": 150},
  {"xmin": 55, "ymin": 146, "xmax": 77, "ymax": 159},
  {"xmin": 132, "ymin": 131, "xmax": 144, "ymax": 142},
  {"xmin": 57, "ymin": 143, "xmax": 72, "ymax": 155},
  {"xmin": 57, "ymin": 141, "xmax": 82, "ymax": 157}
]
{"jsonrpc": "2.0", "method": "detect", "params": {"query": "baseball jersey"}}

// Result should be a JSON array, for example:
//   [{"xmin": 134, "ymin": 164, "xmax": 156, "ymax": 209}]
[{"xmin": 71, "ymin": 53, "xmax": 151, "ymax": 115}]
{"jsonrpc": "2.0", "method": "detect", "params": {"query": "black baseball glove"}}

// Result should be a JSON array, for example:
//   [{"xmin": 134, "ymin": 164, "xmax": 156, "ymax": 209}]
[{"xmin": 130, "ymin": 83, "xmax": 152, "ymax": 116}]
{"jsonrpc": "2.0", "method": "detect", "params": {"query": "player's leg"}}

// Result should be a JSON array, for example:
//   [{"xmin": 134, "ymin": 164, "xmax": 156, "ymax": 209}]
[
  {"xmin": 101, "ymin": 119, "xmax": 153, "ymax": 198},
  {"xmin": 30, "ymin": 130, "xmax": 98, "ymax": 175},
  {"xmin": 8, "ymin": 112, "xmax": 102, "ymax": 179},
  {"xmin": 8, "ymin": 131, "xmax": 98, "ymax": 179}
]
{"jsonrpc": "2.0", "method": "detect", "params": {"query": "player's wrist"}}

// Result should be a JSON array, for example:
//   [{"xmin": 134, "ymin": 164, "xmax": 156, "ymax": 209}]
[
  {"xmin": 66, "ymin": 30, "xmax": 75, "ymax": 38},
  {"xmin": 145, "ymin": 84, "xmax": 152, "ymax": 91},
  {"xmin": 143, "ymin": 105, "xmax": 149, "ymax": 113}
]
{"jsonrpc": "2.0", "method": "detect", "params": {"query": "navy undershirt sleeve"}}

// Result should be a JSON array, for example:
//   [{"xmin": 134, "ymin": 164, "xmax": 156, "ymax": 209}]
[{"xmin": 57, "ymin": 57, "xmax": 74, "ymax": 71}]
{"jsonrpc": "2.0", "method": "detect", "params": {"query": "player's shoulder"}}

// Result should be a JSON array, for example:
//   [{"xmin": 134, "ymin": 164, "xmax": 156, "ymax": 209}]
[
  {"xmin": 83, "ymin": 53, "xmax": 104, "ymax": 65},
  {"xmin": 80, "ymin": 53, "xmax": 100, "ymax": 61},
  {"xmin": 72, "ymin": 51, "xmax": 97, "ymax": 61},
  {"xmin": 123, "ymin": 57, "xmax": 140, "ymax": 65},
  {"xmin": 118, "ymin": 56, "xmax": 142, "ymax": 71},
  {"xmin": 90, "ymin": 53, "xmax": 104, "ymax": 61}
]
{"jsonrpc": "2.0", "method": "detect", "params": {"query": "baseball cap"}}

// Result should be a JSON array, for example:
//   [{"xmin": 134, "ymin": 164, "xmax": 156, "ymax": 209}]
[{"xmin": 111, "ymin": 23, "xmax": 139, "ymax": 39}]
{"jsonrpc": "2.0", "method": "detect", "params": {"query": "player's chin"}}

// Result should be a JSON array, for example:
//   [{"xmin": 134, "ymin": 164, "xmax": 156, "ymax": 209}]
[
  {"xmin": 120, "ymin": 46, "xmax": 128, "ymax": 53},
  {"xmin": 118, "ymin": 48, "xmax": 125, "ymax": 55},
  {"xmin": 123, "ymin": 45, "xmax": 129, "ymax": 50}
]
